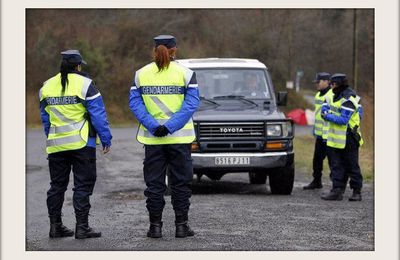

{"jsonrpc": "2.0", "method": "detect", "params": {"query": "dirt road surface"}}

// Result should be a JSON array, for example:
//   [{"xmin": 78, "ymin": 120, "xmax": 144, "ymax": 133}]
[{"xmin": 26, "ymin": 126, "xmax": 374, "ymax": 251}]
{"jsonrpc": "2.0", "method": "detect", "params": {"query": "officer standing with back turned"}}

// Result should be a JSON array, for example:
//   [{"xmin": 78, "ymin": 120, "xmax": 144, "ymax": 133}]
[
  {"xmin": 129, "ymin": 35, "xmax": 200, "ymax": 238},
  {"xmin": 320, "ymin": 73, "xmax": 363, "ymax": 201},
  {"xmin": 303, "ymin": 72, "xmax": 332, "ymax": 190},
  {"xmin": 39, "ymin": 50, "xmax": 112, "ymax": 239}
]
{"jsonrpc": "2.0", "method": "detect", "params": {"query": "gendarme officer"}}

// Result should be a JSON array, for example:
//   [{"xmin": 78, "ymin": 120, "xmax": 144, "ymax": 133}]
[
  {"xmin": 304, "ymin": 72, "xmax": 332, "ymax": 190},
  {"xmin": 320, "ymin": 73, "xmax": 363, "ymax": 201},
  {"xmin": 129, "ymin": 35, "xmax": 200, "ymax": 238},
  {"xmin": 39, "ymin": 50, "xmax": 112, "ymax": 239}
]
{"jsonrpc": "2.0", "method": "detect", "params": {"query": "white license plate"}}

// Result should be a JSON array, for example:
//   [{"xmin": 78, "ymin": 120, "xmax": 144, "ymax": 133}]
[{"xmin": 215, "ymin": 157, "xmax": 250, "ymax": 165}]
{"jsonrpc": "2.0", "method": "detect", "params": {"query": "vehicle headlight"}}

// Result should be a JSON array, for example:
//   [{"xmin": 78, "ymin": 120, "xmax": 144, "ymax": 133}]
[
  {"xmin": 266, "ymin": 122, "xmax": 293, "ymax": 137},
  {"xmin": 267, "ymin": 124, "xmax": 282, "ymax": 137}
]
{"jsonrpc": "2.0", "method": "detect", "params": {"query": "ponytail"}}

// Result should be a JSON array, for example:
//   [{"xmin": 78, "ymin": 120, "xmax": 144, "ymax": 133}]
[
  {"xmin": 60, "ymin": 59, "xmax": 69, "ymax": 93},
  {"xmin": 153, "ymin": 45, "xmax": 170, "ymax": 71},
  {"xmin": 153, "ymin": 45, "xmax": 177, "ymax": 72},
  {"xmin": 59, "ymin": 60, "xmax": 79, "ymax": 94}
]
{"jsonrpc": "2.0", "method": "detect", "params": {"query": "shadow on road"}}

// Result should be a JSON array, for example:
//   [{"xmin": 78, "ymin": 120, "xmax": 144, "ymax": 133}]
[{"xmin": 191, "ymin": 179, "xmax": 269, "ymax": 195}]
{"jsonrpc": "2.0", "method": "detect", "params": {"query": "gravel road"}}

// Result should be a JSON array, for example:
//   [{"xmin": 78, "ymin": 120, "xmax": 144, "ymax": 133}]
[{"xmin": 26, "ymin": 126, "xmax": 374, "ymax": 251}]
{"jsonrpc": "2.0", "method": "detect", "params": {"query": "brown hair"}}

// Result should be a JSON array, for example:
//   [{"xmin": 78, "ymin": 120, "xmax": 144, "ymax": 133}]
[{"xmin": 153, "ymin": 45, "xmax": 177, "ymax": 71}]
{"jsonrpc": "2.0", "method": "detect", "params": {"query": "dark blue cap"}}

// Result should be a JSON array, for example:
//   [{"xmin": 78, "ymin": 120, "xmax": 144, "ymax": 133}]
[
  {"xmin": 61, "ymin": 50, "xmax": 87, "ymax": 65},
  {"xmin": 153, "ymin": 35, "xmax": 177, "ymax": 49},
  {"xmin": 312, "ymin": 72, "xmax": 331, "ymax": 83},
  {"xmin": 330, "ymin": 73, "xmax": 347, "ymax": 83}
]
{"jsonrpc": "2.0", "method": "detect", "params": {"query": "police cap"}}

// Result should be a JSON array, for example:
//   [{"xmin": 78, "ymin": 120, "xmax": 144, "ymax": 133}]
[
  {"xmin": 312, "ymin": 72, "xmax": 331, "ymax": 83},
  {"xmin": 153, "ymin": 35, "xmax": 177, "ymax": 49},
  {"xmin": 60, "ymin": 50, "xmax": 87, "ymax": 65},
  {"xmin": 330, "ymin": 73, "xmax": 347, "ymax": 84}
]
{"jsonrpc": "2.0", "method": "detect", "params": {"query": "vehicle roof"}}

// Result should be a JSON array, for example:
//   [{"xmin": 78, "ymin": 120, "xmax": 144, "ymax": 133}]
[{"xmin": 176, "ymin": 58, "xmax": 268, "ymax": 69}]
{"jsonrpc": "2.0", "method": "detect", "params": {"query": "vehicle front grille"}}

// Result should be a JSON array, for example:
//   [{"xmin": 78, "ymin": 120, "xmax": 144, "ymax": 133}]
[{"xmin": 198, "ymin": 122, "xmax": 265, "ymax": 140}]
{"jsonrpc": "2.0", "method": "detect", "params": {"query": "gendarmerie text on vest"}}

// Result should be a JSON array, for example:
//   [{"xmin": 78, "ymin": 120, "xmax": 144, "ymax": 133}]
[
  {"xmin": 46, "ymin": 96, "xmax": 80, "ymax": 105},
  {"xmin": 141, "ymin": 86, "xmax": 185, "ymax": 95}
]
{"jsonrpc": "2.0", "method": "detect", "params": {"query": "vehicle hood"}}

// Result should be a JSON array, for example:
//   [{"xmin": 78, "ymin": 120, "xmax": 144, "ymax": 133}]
[{"xmin": 193, "ymin": 108, "xmax": 285, "ymax": 121}]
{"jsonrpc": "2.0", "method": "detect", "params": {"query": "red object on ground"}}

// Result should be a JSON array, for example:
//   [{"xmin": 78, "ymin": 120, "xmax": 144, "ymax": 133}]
[{"xmin": 287, "ymin": 109, "xmax": 308, "ymax": 125}]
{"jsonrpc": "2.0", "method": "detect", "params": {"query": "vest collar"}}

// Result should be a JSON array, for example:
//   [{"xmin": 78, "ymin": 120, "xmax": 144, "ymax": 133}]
[
  {"xmin": 333, "ymin": 86, "xmax": 357, "ymax": 102},
  {"xmin": 333, "ymin": 85, "xmax": 348, "ymax": 102},
  {"xmin": 67, "ymin": 70, "xmax": 91, "ymax": 78},
  {"xmin": 319, "ymin": 86, "xmax": 331, "ymax": 96}
]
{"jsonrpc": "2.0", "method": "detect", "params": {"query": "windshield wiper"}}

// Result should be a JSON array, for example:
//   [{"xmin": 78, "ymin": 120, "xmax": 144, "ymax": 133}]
[
  {"xmin": 213, "ymin": 95, "xmax": 258, "ymax": 107},
  {"xmin": 200, "ymin": 96, "xmax": 220, "ymax": 107}
]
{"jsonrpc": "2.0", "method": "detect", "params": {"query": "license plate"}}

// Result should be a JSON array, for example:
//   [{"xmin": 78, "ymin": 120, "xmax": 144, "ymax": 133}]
[{"xmin": 215, "ymin": 157, "xmax": 250, "ymax": 165}]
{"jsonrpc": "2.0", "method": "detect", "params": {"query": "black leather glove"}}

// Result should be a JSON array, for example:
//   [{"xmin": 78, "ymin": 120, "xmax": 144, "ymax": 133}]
[{"xmin": 153, "ymin": 125, "xmax": 170, "ymax": 137}]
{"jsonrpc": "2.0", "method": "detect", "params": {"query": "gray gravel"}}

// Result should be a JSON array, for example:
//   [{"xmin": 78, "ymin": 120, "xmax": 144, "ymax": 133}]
[{"xmin": 26, "ymin": 126, "xmax": 374, "ymax": 251}]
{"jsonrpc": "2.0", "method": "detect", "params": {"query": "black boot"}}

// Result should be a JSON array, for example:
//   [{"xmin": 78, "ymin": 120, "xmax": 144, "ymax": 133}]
[
  {"xmin": 147, "ymin": 213, "xmax": 163, "ymax": 238},
  {"xmin": 349, "ymin": 188, "xmax": 362, "ymax": 201},
  {"xmin": 75, "ymin": 214, "xmax": 102, "ymax": 239},
  {"xmin": 175, "ymin": 211, "xmax": 195, "ymax": 238},
  {"xmin": 49, "ymin": 215, "xmax": 74, "ymax": 238},
  {"xmin": 321, "ymin": 188, "xmax": 343, "ymax": 201},
  {"xmin": 303, "ymin": 178, "xmax": 322, "ymax": 190}
]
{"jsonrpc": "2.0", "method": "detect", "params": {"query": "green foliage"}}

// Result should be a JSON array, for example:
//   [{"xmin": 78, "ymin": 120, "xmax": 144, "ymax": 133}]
[{"xmin": 75, "ymin": 39, "xmax": 108, "ymax": 85}]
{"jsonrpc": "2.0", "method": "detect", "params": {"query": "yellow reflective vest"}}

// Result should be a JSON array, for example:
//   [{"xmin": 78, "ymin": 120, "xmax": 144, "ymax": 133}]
[
  {"xmin": 314, "ymin": 88, "xmax": 332, "ymax": 138},
  {"xmin": 325, "ymin": 94, "xmax": 363, "ymax": 149},
  {"xmin": 39, "ymin": 73, "xmax": 92, "ymax": 154},
  {"xmin": 135, "ymin": 62, "xmax": 196, "ymax": 145}
]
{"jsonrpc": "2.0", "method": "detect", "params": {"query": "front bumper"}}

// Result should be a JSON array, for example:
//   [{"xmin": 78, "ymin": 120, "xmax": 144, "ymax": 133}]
[{"xmin": 192, "ymin": 151, "xmax": 294, "ymax": 173}]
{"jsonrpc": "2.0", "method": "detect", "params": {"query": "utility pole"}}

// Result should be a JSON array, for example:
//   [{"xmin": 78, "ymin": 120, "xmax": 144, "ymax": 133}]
[
  {"xmin": 287, "ymin": 10, "xmax": 292, "ymax": 81},
  {"xmin": 352, "ymin": 9, "xmax": 358, "ymax": 91}
]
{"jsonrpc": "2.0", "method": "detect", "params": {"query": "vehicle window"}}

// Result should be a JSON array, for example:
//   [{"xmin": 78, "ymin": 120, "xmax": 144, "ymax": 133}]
[{"xmin": 195, "ymin": 69, "xmax": 271, "ymax": 99}]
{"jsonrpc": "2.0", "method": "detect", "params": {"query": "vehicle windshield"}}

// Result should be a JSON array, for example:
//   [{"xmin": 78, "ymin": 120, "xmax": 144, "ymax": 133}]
[{"xmin": 194, "ymin": 69, "xmax": 272, "ymax": 100}]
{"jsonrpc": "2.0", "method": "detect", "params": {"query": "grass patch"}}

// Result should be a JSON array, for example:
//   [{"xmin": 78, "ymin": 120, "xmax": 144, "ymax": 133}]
[{"xmin": 294, "ymin": 135, "xmax": 374, "ymax": 182}]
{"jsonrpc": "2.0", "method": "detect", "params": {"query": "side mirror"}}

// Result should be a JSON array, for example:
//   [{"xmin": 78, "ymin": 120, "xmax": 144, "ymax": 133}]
[{"xmin": 277, "ymin": 91, "xmax": 288, "ymax": 106}]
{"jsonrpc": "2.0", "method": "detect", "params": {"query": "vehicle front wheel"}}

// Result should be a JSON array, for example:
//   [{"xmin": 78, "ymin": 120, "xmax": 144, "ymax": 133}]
[
  {"xmin": 205, "ymin": 173, "xmax": 224, "ymax": 181},
  {"xmin": 248, "ymin": 172, "xmax": 267, "ymax": 184},
  {"xmin": 268, "ymin": 163, "xmax": 295, "ymax": 195}
]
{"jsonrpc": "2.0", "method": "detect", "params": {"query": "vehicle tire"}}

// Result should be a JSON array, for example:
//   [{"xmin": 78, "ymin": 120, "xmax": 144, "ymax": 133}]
[
  {"xmin": 205, "ymin": 173, "xmax": 224, "ymax": 181},
  {"xmin": 268, "ymin": 162, "xmax": 294, "ymax": 195},
  {"xmin": 196, "ymin": 173, "xmax": 203, "ymax": 182},
  {"xmin": 248, "ymin": 172, "xmax": 267, "ymax": 184}
]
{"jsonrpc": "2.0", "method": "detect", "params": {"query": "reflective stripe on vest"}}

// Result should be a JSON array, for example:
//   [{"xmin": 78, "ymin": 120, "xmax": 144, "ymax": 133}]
[
  {"xmin": 39, "ymin": 73, "xmax": 91, "ymax": 154},
  {"xmin": 327, "ymin": 136, "xmax": 346, "ymax": 146},
  {"xmin": 135, "ymin": 62, "xmax": 196, "ymax": 145},
  {"xmin": 49, "ymin": 119, "xmax": 85, "ymax": 134},
  {"xmin": 326, "ymin": 95, "xmax": 363, "ymax": 149},
  {"xmin": 149, "ymin": 96, "xmax": 174, "ymax": 117},
  {"xmin": 48, "ymin": 107, "xmax": 76, "ymax": 124},
  {"xmin": 137, "ymin": 119, "xmax": 195, "ymax": 145},
  {"xmin": 138, "ymin": 120, "xmax": 195, "ymax": 138},
  {"xmin": 314, "ymin": 89, "xmax": 332, "ymax": 138},
  {"xmin": 46, "ymin": 134, "xmax": 84, "ymax": 147},
  {"xmin": 347, "ymin": 95, "xmax": 364, "ymax": 147},
  {"xmin": 139, "ymin": 129, "xmax": 195, "ymax": 138}
]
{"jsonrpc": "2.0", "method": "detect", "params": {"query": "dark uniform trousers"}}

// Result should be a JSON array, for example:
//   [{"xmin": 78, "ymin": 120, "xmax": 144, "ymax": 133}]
[
  {"xmin": 312, "ymin": 137, "xmax": 328, "ymax": 179},
  {"xmin": 327, "ymin": 133, "xmax": 363, "ymax": 190},
  {"xmin": 143, "ymin": 144, "xmax": 193, "ymax": 215},
  {"xmin": 47, "ymin": 146, "xmax": 97, "ymax": 217}
]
